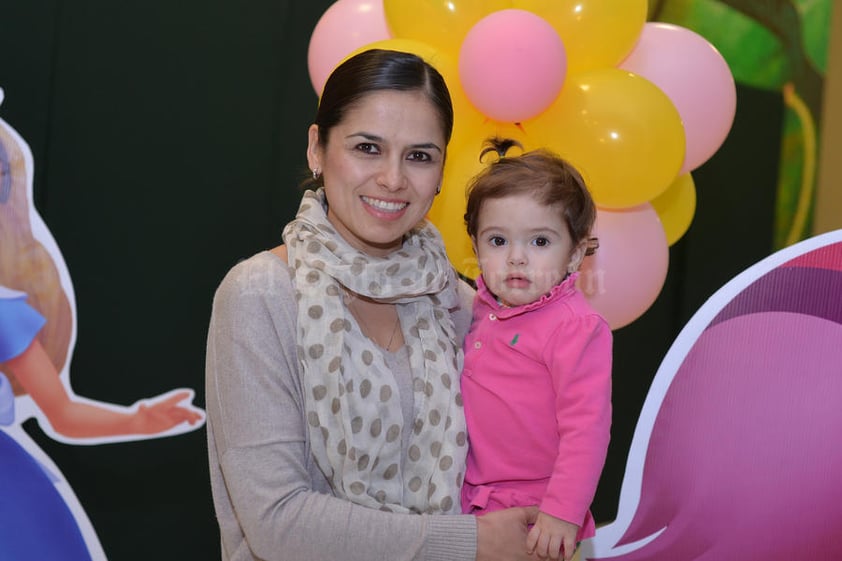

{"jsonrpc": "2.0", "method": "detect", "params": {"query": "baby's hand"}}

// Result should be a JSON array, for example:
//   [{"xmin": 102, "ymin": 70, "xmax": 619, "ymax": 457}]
[{"xmin": 526, "ymin": 512, "xmax": 580, "ymax": 561}]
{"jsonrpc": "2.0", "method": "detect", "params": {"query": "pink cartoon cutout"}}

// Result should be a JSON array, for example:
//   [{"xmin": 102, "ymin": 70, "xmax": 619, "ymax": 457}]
[
  {"xmin": 1, "ymin": 87, "xmax": 205, "ymax": 560},
  {"xmin": 580, "ymin": 229, "xmax": 842, "ymax": 560}
]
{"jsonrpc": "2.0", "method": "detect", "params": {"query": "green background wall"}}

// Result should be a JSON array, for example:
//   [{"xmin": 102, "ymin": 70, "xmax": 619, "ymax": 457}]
[{"xmin": 0, "ymin": 2, "xmax": 785, "ymax": 558}]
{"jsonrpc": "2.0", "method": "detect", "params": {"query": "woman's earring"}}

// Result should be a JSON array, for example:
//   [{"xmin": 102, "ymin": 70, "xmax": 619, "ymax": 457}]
[
  {"xmin": 435, "ymin": 184, "xmax": 441, "ymax": 194},
  {"xmin": 312, "ymin": 168, "xmax": 321, "ymax": 180}
]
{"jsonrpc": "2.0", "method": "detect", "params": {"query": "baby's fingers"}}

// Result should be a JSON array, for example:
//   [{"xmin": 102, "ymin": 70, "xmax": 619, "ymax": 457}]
[
  {"xmin": 548, "ymin": 534, "xmax": 563, "ymax": 561},
  {"xmin": 526, "ymin": 526, "xmax": 551, "ymax": 558},
  {"xmin": 535, "ymin": 533, "xmax": 552, "ymax": 559},
  {"xmin": 562, "ymin": 537, "xmax": 578, "ymax": 561},
  {"xmin": 526, "ymin": 526, "xmax": 540, "ymax": 554}
]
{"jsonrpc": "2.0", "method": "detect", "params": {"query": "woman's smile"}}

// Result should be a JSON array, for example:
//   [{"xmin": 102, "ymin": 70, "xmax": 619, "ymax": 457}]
[{"xmin": 360, "ymin": 195, "xmax": 409, "ymax": 217}]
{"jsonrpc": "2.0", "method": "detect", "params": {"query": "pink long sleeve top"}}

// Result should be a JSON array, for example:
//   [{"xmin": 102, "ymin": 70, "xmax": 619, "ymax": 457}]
[{"xmin": 460, "ymin": 273, "xmax": 612, "ymax": 540}]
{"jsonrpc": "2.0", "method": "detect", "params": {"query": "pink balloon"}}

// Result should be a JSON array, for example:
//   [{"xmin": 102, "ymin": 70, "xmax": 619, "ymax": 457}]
[
  {"xmin": 459, "ymin": 9, "xmax": 567, "ymax": 122},
  {"xmin": 577, "ymin": 204, "xmax": 669, "ymax": 330},
  {"xmin": 619, "ymin": 22, "xmax": 736, "ymax": 175},
  {"xmin": 307, "ymin": 0, "xmax": 392, "ymax": 95}
]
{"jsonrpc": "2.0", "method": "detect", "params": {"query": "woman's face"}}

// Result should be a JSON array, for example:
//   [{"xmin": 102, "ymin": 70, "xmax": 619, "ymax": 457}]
[{"xmin": 307, "ymin": 90, "xmax": 446, "ymax": 257}]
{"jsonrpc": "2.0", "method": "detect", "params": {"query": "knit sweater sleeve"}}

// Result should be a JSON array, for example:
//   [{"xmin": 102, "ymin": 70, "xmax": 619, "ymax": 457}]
[{"xmin": 206, "ymin": 252, "xmax": 477, "ymax": 561}]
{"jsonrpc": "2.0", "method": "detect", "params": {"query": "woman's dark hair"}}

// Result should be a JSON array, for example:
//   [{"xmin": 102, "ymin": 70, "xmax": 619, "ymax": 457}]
[
  {"xmin": 302, "ymin": 49, "xmax": 453, "ymax": 190},
  {"xmin": 312, "ymin": 48, "xmax": 453, "ymax": 152},
  {"xmin": 464, "ymin": 138, "xmax": 598, "ymax": 253}
]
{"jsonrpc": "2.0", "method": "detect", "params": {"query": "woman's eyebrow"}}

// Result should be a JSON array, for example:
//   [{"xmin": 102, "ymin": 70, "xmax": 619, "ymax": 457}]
[{"xmin": 346, "ymin": 132, "xmax": 442, "ymax": 154}]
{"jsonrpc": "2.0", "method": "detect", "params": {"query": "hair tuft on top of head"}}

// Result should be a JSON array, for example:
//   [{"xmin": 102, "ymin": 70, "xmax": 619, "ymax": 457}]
[{"xmin": 479, "ymin": 137, "xmax": 524, "ymax": 163}]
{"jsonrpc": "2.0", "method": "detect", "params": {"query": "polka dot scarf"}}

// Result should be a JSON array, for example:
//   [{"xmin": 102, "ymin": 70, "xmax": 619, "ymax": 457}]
[{"xmin": 283, "ymin": 188, "xmax": 467, "ymax": 514}]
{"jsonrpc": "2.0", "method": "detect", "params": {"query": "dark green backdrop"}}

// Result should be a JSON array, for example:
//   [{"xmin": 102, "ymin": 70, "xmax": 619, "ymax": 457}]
[{"xmin": 0, "ymin": 2, "xmax": 782, "ymax": 559}]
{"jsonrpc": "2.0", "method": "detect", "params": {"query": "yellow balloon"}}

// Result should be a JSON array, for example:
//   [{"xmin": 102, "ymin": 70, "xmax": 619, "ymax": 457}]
[
  {"xmin": 512, "ymin": 0, "xmax": 647, "ymax": 74},
  {"xmin": 343, "ymin": 38, "xmax": 450, "ymax": 76},
  {"xmin": 430, "ymin": 53, "xmax": 487, "ymax": 149},
  {"xmin": 650, "ymin": 172, "xmax": 697, "ymax": 245},
  {"xmin": 346, "ymin": 39, "xmax": 465, "ymax": 139},
  {"xmin": 429, "ymin": 120, "xmax": 536, "ymax": 279},
  {"xmin": 384, "ymin": 0, "xmax": 512, "ymax": 58},
  {"xmin": 429, "ymin": 136, "xmax": 485, "ymax": 279},
  {"xmin": 342, "ymin": 38, "xmax": 483, "ymax": 147},
  {"xmin": 450, "ymin": 93, "xmax": 488, "ymax": 149},
  {"xmin": 525, "ymin": 68, "xmax": 685, "ymax": 209}
]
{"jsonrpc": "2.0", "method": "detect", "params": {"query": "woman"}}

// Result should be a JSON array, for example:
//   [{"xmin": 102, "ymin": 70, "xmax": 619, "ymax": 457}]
[{"xmin": 205, "ymin": 49, "xmax": 537, "ymax": 561}]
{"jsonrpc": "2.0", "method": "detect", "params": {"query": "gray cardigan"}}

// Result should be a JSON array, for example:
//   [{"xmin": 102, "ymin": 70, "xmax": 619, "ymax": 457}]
[{"xmin": 206, "ymin": 251, "xmax": 478, "ymax": 561}]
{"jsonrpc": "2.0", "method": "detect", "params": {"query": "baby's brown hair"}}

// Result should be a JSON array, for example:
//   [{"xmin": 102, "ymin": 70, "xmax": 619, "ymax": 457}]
[{"xmin": 464, "ymin": 138, "xmax": 598, "ymax": 254}]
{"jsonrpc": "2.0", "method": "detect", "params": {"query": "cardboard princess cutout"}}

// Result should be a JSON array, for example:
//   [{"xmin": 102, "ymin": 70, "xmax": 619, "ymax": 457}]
[
  {"xmin": 581, "ymin": 229, "xmax": 842, "ymax": 560},
  {"xmin": 0, "ymin": 88, "xmax": 205, "ymax": 560}
]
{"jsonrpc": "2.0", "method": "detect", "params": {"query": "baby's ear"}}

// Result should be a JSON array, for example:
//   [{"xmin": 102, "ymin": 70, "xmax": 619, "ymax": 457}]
[{"xmin": 568, "ymin": 240, "xmax": 589, "ymax": 273}]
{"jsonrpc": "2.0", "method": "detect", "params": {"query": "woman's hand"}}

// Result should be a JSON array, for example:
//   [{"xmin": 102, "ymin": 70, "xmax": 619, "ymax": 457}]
[{"xmin": 476, "ymin": 506, "xmax": 539, "ymax": 561}]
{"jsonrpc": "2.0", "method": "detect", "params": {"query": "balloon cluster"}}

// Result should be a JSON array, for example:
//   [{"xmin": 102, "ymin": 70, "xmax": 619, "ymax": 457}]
[{"xmin": 307, "ymin": 0, "xmax": 737, "ymax": 329}]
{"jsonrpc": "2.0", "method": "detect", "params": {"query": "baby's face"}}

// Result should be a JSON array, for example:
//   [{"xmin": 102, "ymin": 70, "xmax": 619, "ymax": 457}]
[{"xmin": 472, "ymin": 193, "xmax": 577, "ymax": 307}]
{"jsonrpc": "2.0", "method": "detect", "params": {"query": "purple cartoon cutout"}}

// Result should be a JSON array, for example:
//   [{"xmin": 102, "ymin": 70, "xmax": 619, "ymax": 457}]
[{"xmin": 582, "ymin": 230, "xmax": 842, "ymax": 561}]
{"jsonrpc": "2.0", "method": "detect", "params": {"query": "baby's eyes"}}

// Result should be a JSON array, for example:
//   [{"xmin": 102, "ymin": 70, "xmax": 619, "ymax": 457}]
[{"xmin": 487, "ymin": 236, "xmax": 552, "ymax": 247}]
